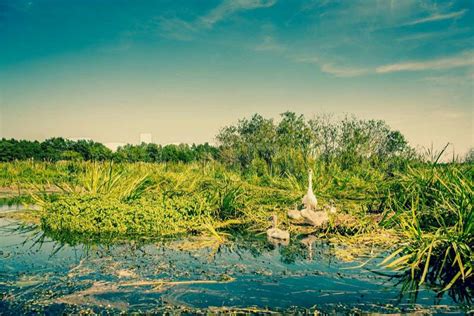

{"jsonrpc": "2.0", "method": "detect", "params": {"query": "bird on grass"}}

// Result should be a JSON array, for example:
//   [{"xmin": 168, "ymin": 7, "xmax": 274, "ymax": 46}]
[
  {"xmin": 327, "ymin": 199, "xmax": 337, "ymax": 214},
  {"xmin": 302, "ymin": 169, "xmax": 317, "ymax": 211},
  {"xmin": 266, "ymin": 214, "xmax": 290, "ymax": 240},
  {"xmin": 301, "ymin": 207, "xmax": 328, "ymax": 227},
  {"xmin": 299, "ymin": 169, "xmax": 330, "ymax": 226},
  {"xmin": 287, "ymin": 203, "xmax": 302, "ymax": 220}
]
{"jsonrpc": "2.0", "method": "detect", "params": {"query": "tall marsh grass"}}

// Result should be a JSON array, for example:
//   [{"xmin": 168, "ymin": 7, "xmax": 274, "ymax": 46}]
[{"xmin": 382, "ymin": 163, "xmax": 473, "ymax": 290}]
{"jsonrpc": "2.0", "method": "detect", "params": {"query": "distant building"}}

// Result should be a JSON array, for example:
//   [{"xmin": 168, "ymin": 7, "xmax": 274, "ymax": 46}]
[{"xmin": 140, "ymin": 133, "xmax": 152, "ymax": 144}]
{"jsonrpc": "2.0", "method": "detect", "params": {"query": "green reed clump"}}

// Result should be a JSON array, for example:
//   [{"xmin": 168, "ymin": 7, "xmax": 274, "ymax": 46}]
[
  {"xmin": 0, "ymin": 160, "xmax": 69, "ymax": 188},
  {"xmin": 382, "ymin": 163, "xmax": 473, "ymax": 290},
  {"xmin": 50, "ymin": 162, "xmax": 153, "ymax": 202},
  {"xmin": 37, "ymin": 162, "xmax": 292, "ymax": 238},
  {"xmin": 38, "ymin": 162, "xmax": 212, "ymax": 237},
  {"xmin": 381, "ymin": 205, "xmax": 473, "ymax": 291}
]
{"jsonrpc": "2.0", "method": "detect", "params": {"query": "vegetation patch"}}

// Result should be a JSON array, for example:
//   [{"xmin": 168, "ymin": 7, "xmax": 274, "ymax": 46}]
[
  {"xmin": 41, "ymin": 194, "xmax": 205, "ymax": 237},
  {"xmin": 1, "ymin": 112, "xmax": 473, "ymax": 294}
]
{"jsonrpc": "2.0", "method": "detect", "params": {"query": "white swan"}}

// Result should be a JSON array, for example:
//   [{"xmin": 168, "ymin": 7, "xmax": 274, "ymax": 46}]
[
  {"xmin": 302, "ymin": 169, "xmax": 317, "ymax": 211},
  {"xmin": 287, "ymin": 204, "xmax": 302, "ymax": 220},
  {"xmin": 266, "ymin": 214, "xmax": 290, "ymax": 240},
  {"xmin": 301, "ymin": 208, "xmax": 328, "ymax": 227}
]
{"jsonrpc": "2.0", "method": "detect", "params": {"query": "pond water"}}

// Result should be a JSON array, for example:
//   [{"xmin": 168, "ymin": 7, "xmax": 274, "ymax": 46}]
[{"xmin": 0, "ymin": 214, "xmax": 471, "ymax": 314}]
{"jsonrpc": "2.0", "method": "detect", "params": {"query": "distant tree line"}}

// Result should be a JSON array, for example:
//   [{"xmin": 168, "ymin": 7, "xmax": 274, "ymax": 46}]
[
  {"xmin": 0, "ymin": 137, "xmax": 218, "ymax": 163},
  {"xmin": 3, "ymin": 112, "xmax": 468, "ymax": 170},
  {"xmin": 113, "ymin": 143, "xmax": 219, "ymax": 163},
  {"xmin": 0, "ymin": 138, "xmax": 112, "ymax": 162}
]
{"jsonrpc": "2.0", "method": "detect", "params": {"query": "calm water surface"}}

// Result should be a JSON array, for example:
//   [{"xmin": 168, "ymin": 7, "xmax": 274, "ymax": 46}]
[{"xmin": 0, "ymin": 214, "xmax": 471, "ymax": 314}]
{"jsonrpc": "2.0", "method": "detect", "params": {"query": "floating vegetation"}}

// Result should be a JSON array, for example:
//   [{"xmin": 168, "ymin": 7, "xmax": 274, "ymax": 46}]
[{"xmin": 41, "ymin": 194, "xmax": 208, "ymax": 237}]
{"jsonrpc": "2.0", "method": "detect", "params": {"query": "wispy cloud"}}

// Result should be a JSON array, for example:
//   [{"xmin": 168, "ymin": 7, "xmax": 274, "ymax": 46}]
[
  {"xmin": 423, "ymin": 71, "xmax": 474, "ymax": 86},
  {"xmin": 397, "ymin": 28, "xmax": 471, "ymax": 42},
  {"xmin": 255, "ymin": 35, "xmax": 285, "ymax": 52},
  {"xmin": 291, "ymin": 55, "xmax": 319, "ymax": 64},
  {"xmin": 403, "ymin": 9, "xmax": 467, "ymax": 26},
  {"xmin": 158, "ymin": 18, "xmax": 199, "ymax": 41},
  {"xmin": 320, "ymin": 64, "xmax": 369, "ymax": 78},
  {"xmin": 376, "ymin": 51, "xmax": 474, "ymax": 73},
  {"xmin": 201, "ymin": 0, "xmax": 276, "ymax": 29},
  {"xmin": 292, "ymin": 56, "xmax": 370, "ymax": 78},
  {"xmin": 159, "ymin": 0, "xmax": 277, "ymax": 40},
  {"xmin": 292, "ymin": 51, "xmax": 474, "ymax": 78}
]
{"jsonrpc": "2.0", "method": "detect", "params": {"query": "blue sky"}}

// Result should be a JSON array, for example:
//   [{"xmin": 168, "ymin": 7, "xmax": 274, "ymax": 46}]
[{"xmin": 0, "ymin": 0, "xmax": 473, "ymax": 155}]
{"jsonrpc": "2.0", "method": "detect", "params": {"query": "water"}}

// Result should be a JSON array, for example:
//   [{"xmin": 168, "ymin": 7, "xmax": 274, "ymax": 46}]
[
  {"xmin": 0, "ymin": 215, "xmax": 471, "ymax": 314},
  {"xmin": 0, "ymin": 203, "xmax": 40, "ymax": 213}
]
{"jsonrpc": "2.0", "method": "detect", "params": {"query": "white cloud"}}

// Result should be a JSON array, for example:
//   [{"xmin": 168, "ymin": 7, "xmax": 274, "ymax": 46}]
[
  {"xmin": 255, "ymin": 35, "xmax": 285, "ymax": 52},
  {"xmin": 320, "ymin": 64, "xmax": 370, "ymax": 77},
  {"xmin": 201, "ymin": 0, "xmax": 276, "ymax": 29},
  {"xmin": 292, "ymin": 56, "xmax": 319, "ymax": 64},
  {"xmin": 403, "ymin": 9, "xmax": 467, "ymax": 26},
  {"xmin": 292, "ymin": 56, "xmax": 369, "ymax": 78},
  {"xmin": 292, "ymin": 52, "xmax": 474, "ymax": 78},
  {"xmin": 159, "ymin": 0, "xmax": 277, "ymax": 40},
  {"xmin": 423, "ymin": 71, "xmax": 474, "ymax": 86},
  {"xmin": 397, "ymin": 28, "xmax": 471, "ymax": 42},
  {"xmin": 376, "ymin": 51, "xmax": 474, "ymax": 73},
  {"xmin": 158, "ymin": 18, "xmax": 199, "ymax": 41}
]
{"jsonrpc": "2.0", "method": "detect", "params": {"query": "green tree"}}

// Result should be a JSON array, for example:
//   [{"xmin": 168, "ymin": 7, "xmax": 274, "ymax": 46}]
[{"xmin": 277, "ymin": 111, "xmax": 313, "ymax": 158}]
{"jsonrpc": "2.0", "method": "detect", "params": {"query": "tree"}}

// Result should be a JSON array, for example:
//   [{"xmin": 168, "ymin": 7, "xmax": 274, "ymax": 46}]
[
  {"xmin": 71, "ymin": 140, "xmax": 112, "ymax": 161},
  {"xmin": 217, "ymin": 114, "xmax": 277, "ymax": 170},
  {"xmin": 277, "ymin": 111, "xmax": 313, "ymax": 158},
  {"xmin": 41, "ymin": 137, "xmax": 73, "ymax": 161}
]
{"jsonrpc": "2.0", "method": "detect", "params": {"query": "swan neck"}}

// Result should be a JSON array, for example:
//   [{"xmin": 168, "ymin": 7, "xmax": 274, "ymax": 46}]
[
  {"xmin": 272, "ymin": 215, "xmax": 277, "ymax": 228},
  {"xmin": 308, "ymin": 173, "xmax": 313, "ymax": 191}
]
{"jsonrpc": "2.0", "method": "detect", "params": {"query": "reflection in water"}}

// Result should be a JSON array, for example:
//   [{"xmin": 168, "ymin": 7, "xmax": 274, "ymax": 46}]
[
  {"xmin": 0, "ymin": 203, "xmax": 40, "ymax": 213},
  {"xmin": 300, "ymin": 235, "xmax": 318, "ymax": 261},
  {"xmin": 267, "ymin": 235, "xmax": 289, "ymax": 247},
  {"xmin": 0, "ymin": 218, "xmax": 471, "ymax": 314}
]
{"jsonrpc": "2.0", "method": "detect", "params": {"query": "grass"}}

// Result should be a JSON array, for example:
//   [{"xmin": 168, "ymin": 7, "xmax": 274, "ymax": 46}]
[
  {"xmin": 380, "ymin": 162, "xmax": 473, "ymax": 292},
  {"xmin": 0, "ymin": 158, "xmax": 472, "ymax": 294},
  {"xmin": 19, "ymin": 162, "xmax": 298, "ymax": 240}
]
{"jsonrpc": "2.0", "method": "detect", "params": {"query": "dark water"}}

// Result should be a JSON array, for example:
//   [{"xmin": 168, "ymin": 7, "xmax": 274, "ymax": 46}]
[{"xmin": 0, "ymin": 216, "xmax": 471, "ymax": 315}]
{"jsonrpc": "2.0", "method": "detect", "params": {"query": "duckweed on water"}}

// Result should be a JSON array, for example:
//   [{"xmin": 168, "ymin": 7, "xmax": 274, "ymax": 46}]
[{"xmin": 41, "ymin": 194, "xmax": 208, "ymax": 236}]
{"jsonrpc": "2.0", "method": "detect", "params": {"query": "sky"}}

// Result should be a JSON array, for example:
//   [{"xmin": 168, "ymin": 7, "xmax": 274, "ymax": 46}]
[{"xmin": 0, "ymin": 0, "xmax": 473, "ymax": 155}]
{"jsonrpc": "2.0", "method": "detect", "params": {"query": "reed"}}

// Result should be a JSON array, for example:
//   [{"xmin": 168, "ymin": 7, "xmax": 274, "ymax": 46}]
[
  {"xmin": 381, "ymin": 162, "xmax": 473, "ymax": 290},
  {"xmin": 0, "ymin": 153, "xmax": 472, "ymax": 292}
]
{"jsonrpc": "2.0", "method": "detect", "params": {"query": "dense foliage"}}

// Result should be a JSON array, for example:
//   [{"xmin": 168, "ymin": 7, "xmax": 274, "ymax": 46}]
[
  {"xmin": 1, "ymin": 112, "xmax": 472, "ymax": 294},
  {"xmin": 0, "ymin": 138, "xmax": 112, "ymax": 162},
  {"xmin": 0, "ymin": 137, "xmax": 218, "ymax": 164},
  {"xmin": 217, "ymin": 112, "xmax": 414, "ymax": 176},
  {"xmin": 36, "ymin": 162, "xmax": 299, "ymax": 239}
]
